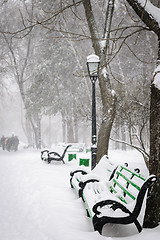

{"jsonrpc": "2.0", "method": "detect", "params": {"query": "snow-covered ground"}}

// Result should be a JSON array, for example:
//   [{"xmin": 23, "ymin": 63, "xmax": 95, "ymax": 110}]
[{"xmin": 0, "ymin": 148, "xmax": 160, "ymax": 240}]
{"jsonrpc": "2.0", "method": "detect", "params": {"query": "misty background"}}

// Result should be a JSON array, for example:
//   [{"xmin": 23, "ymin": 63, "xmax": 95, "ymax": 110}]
[{"xmin": 0, "ymin": 0, "xmax": 158, "ymax": 150}]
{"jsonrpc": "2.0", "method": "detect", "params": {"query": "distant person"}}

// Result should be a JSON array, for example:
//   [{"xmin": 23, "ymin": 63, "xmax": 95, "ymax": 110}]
[
  {"xmin": 14, "ymin": 136, "xmax": 19, "ymax": 151},
  {"xmin": 1, "ymin": 135, "xmax": 6, "ymax": 150},
  {"xmin": 6, "ymin": 137, "xmax": 11, "ymax": 151},
  {"xmin": 6, "ymin": 133, "xmax": 19, "ymax": 151},
  {"xmin": 10, "ymin": 133, "xmax": 19, "ymax": 151}
]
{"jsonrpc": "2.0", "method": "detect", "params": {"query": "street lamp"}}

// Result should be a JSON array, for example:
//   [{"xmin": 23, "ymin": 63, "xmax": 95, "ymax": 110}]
[{"xmin": 87, "ymin": 54, "xmax": 100, "ymax": 169}]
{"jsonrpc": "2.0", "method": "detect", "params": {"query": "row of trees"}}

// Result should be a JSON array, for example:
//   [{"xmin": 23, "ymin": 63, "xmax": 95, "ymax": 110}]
[
  {"xmin": 0, "ymin": 0, "xmax": 155, "ymax": 150},
  {"xmin": 0, "ymin": 0, "xmax": 160, "ymax": 227}
]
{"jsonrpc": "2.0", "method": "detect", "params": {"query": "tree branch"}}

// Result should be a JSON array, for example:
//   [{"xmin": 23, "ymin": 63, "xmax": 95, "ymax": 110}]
[
  {"xmin": 126, "ymin": 0, "xmax": 160, "ymax": 37},
  {"xmin": 110, "ymin": 137, "xmax": 149, "ymax": 165}
]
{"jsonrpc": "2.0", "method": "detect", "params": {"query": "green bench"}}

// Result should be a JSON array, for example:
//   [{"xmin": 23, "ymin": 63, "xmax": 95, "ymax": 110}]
[
  {"xmin": 70, "ymin": 155, "xmax": 116, "ymax": 197},
  {"xmin": 81, "ymin": 165, "xmax": 156, "ymax": 234}
]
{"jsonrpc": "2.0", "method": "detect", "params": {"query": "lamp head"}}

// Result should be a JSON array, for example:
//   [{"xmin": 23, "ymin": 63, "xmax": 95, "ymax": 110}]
[{"xmin": 87, "ymin": 54, "xmax": 100, "ymax": 79}]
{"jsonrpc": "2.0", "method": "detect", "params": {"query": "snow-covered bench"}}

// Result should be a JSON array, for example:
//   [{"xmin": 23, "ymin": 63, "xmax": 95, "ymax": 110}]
[
  {"xmin": 81, "ymin": 165, "xmax": 156, "ymax": 234},
  {"xmin": 41, "ymin": 144, "xmax": 71, "ymax": 164},
  {"xmin": 70, "ymin": 155, "xmax": 116, "ymax": 197}
]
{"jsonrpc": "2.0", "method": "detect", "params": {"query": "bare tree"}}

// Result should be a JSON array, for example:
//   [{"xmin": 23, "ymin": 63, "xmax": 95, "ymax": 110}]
[
  {"xmin": 125, "ymin": 0, "xmax": 160, "ymax": 228},
  {"xmin": 0, "ymin": 0, "xmax": 43, "ymax": 148},
  {"xmin": 82, "ymin": 0, "xmax": 117, "ymax": 162}
]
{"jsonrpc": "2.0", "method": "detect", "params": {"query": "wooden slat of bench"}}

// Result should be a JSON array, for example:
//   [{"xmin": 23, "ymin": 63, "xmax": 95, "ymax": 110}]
[
  {"xmin": 82, "ymin": 193, "xmax": 93, "ymax": 219},
  {"xmin": 113, "ymin": 179, "xmax": 136, "ymax": 200},
  {"xmin": 71, "ymin": 181, "xmax": 79, "ymax": 195},
  {"xmin": 116, "ymin": 171, "xmax": 141, "ymax": 191},
  {"xmin": 106, "ymin": 165, "xmax": 147, "ymax": 205},
  {"xmin": 120, "ymin": 166, "xmax": 146, "ymax": 181},
  {"xmin": 109, "ymin": 186, "xmax": 128, "ymax": 204},
  {"xmin": 110, "ymin": 185, "xmax": 117, "ymax": 194}
]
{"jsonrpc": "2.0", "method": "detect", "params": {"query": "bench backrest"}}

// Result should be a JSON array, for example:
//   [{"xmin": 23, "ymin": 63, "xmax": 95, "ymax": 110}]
[
  {"xmin": 107, "ymin": 165, "xmax": 146, "ymax": 205},
  {"xmin": 91, "ymin": 155, "xmax": 117, "ymax": 181}
]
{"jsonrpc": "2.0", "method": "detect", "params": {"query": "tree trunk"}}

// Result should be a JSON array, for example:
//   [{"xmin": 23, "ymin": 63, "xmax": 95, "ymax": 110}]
[
  {"xmin": 144, "ymin": 34, "xmax": 160, "ymax": 228},
  {"xmin": 74, "ymin": 115, "xmax": 78, "ymax": 143},
  {"xmin": 67, "ymin": 116, "xmax": 74, "ymax": 143},
  {"xmin": 30, "ymin": 113, "xmax": 42, "ymax": 149},
  {"xmin": 125, "ymin": 0, "xmax": 160, "ymax": 228},
  {"xmin": 121, "ymin": 125, "xmax": 126, "ymax": 150},
  {"xmin": 25, "ymin": 117, "xmax": 33, "ymax": 147},
  {"xmin": 82, "ymin": 0, "xmax": 117, "ymax": 163},
  {"xmin": 115, "ymin": 124, "xmax": 120, "ymax": 150},
  {"xmin": 144, "ymin": 82, "xmax": 160, "ymax": 227},
  {"xmin": 62, "ymin": 113, "xmax": 67, "ymax": 143},
  {"xmin": 97, "ymin": 88, "xmax": 116, "ymax": 159}
]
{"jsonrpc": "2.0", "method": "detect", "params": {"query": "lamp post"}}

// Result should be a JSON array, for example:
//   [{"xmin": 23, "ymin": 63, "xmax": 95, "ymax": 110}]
[{"xmin": 87, "ymin": 54, "xmax": 100, "ymax": 169}]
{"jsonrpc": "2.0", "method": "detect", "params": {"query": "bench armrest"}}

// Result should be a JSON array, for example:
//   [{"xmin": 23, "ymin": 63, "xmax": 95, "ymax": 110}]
[
  {"xmin": 93, "ymin": 199, "xmax": 131, "ymax": 216},
  {"xmin": 92, "ymin": 199, "xmax": 143, "ymax": 233},
  {"xmin": 70, "ymin": 169, "xmax": 88, "ymax": 177},
  {"xmin": 41, "ymin": 150, "xmax": 49, "ymax": 160},
  {"xmin": 48, "ymin": 151, "xmax": 61, "ymax": 158}
]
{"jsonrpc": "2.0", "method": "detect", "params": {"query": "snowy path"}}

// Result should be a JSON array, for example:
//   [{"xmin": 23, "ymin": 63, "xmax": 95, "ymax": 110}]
[
  {"xmin": 0, "ymin": 150, "xmax": 97, "ymax": 240},
  {"xmin": 0, "ymin": 149, "xmax": 159, "ymax": 240}
]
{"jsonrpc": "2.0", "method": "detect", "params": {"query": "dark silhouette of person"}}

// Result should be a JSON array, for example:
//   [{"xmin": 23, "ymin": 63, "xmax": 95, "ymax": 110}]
[{"xmin": 1, "ymin": 136, "xmax": 6, "ymax": 150}]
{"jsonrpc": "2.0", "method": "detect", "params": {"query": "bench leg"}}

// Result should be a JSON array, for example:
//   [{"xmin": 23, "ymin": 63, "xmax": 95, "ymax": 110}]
[
  {"xmin": 93, "ymin": 215, "xmax": 142, "ymax": 235},
  {"xmin": 70, "ymin": 179, "xmax": 74, "ymax": 188},
  {"xmin": 92, "ymin": 216, "xmax": 104, "ymax": 234},
  {"xmin": 134, "ymin": 219, "xmax": 142, "ymax": 233},
  {"xmin": 62, "ymin": 159, "xmax": 65, "ymax": 164}
]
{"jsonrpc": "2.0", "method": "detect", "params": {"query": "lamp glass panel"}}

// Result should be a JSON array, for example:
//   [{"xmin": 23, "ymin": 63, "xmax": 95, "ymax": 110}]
[{"xmin": 88, "ymin": 62, "xmax": 99, "ymax": 76}]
